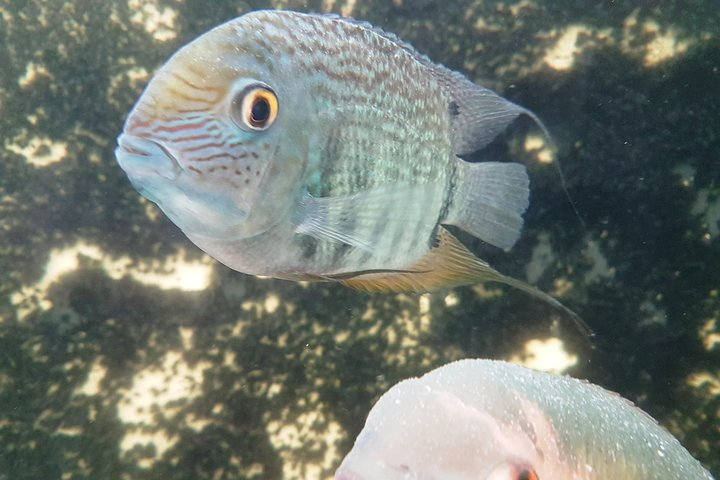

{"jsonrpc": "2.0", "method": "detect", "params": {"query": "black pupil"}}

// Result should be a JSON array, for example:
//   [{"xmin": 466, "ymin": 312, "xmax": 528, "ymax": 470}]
[
  {"xmin": 517, "ymin": 469, "xmax": 533, "ymax": 480},
  {"xmin": 250, "ymin": 97, "xmax": 270, "ymax": 125}
]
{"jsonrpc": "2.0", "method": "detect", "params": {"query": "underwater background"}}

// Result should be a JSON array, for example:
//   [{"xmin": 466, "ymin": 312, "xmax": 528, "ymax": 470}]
[{"xmin": 1, "ymin": 0, "xmax": 718, "ymax": 478}]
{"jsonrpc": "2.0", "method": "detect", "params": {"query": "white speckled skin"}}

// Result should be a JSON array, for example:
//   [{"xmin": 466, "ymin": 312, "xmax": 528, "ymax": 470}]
[{"xmin": 336, "ymin": 359, "xmax": 714, "ymax": 480}]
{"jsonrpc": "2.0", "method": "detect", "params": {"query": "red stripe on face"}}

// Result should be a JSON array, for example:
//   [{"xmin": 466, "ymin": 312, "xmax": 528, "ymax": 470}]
[
  {"xmin": 180, "ymin": 141, "xmax": 231, "ymax": 153},
  {"xmin": 151, "ymin": 118, "xmax": 212, "ymax": 134},
  {"xmin": 192, "ymin": 152, "xmax": 238, "ymax": 162}
]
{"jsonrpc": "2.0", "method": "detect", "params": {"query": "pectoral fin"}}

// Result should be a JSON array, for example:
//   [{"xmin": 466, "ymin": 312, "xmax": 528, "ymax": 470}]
[{"xmin": 294, "ymin": 184, "xmax": 435, "ymax": 252}]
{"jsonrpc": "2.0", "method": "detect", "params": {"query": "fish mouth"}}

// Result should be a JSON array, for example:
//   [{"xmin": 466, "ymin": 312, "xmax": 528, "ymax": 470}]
[
  {"xmin": 115, "ymin": 133, "xmax": 182, "ymax": 181},
  {"xmin": 116, "ymin": 132, "xmax": 252, "ymax": 238}
]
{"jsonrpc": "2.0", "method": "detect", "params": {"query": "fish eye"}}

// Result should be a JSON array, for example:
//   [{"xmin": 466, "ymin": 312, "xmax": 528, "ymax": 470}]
[
  {"xmin": 486, "ymin": 461, "xmax": 538, "ymax": 480},
  {"xmin": 231, "ymin": 83, "xmax": 278, "ymax": 132},
  {"xmin": 516, "ymin": 468, "xmax": 538, "ymax": 480}
]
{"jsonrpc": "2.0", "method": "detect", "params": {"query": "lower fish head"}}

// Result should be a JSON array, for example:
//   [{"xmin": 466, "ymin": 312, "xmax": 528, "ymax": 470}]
[
  {"xmin": 335, "ymin": 379, "xmax": 578, "ymax": 480},
  {"xmin": 116, "ymin": 12, "xmax": 312, "ymax": 241}
]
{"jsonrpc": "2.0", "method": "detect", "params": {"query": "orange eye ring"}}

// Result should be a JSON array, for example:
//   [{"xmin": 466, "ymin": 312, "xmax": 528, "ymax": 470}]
[{"xmin": 231, "ymin": 83, "xmax": 278, "ymax": 132}]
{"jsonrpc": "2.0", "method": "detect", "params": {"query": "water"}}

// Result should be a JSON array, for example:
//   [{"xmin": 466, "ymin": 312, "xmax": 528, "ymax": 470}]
[{"xmin": 1, "ymin": 1, "xmax": 718, "ymax": 478}]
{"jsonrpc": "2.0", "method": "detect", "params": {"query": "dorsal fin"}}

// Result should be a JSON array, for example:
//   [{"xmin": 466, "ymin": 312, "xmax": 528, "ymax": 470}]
[
  {"xmin": 430, "ymin": 69, "xmax": 542, "ymax": 156},
  {"xmin": 322, "ymin": 13, "xmax": 550, "ymax": 157},
  {"xmin": 321, "ymin": 13, "xmax": 437, "ymax": 66}
]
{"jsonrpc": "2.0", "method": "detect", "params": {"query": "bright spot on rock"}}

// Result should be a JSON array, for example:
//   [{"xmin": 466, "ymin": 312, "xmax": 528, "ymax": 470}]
[
  {"xmin": 321, "ymin": 0, "xmax": 357, "ymax": 16},
  {"xmin": 524, "ymin": 134, "xmax": 554, "ymax": 164},
  {"xmin": 118, "ymin": 351, "xmax": 210, "ymax": 465},
  {"xmin": 525, "ymin": 136, "xmax": 544, "ymax": 151},
  {"xmin": 418, "ymin": 293, "xmax": 432, "ymax": 330},
  {"xmin": 691, "ymin": 189, "xmax": 720, "ymax": 237},
  {"xmin": 179, "ymin": 327, "xmax": 194, "ymax": 350},
  {"xmin": 266, "ymin": 410, "xmax": 343, "ymax": 479},
  {"xmin": 526, "ymin": 233, "xmax": 554, "ymax": 284},
  {"xmin": 18, "ymin": 61, "xmax": 50, "ymax": 88},
  {"xmin": 107, "ymin": 63, "xmax": 149, "ymax": 108},
  {"xmin": 642, "ymin": 23, "xmax": 689, "ymax": 67},
  {"xmin": 341, "ymin": 0, "xmax": 357, "ymax": 17},
  {"xmin": 583, "ymin": 240, "xmax": 615, "ymax": 283},
  {"xmin": 75, "ymin": 358, "xmax": 108, "ymax": 396},
  {"xmin": 6, "ymin": 135, "xmax": 67, "ymax": 167},
  {"xmin": 128, "ymin": 0, "xmax": 178, "ymax": 42},
  {"xmin": 699, "ymin": 318, "xmax": 720, "ymax": 351},
  {"xmin": 544, "ymin": 26, "xmax": 587, "ymax": 71},
  {"xmin": 621, "ymin": 12, "xmax": 692, "ymax": 68},
  {"xmin": 444, "ymin": 292, "xmax": 458, "ymax": 307},
  {"xmin": 130, "ymin": 257, "xmax": 214, "ymax": 292},
  {"xmin": 264, "ymin": 294, "xmax": 280, "ymax": 314},
  {"xmin": 508, "ymin": 337, "xmax": 578, "ymax": 374},
  {"xmin": 687, "ymin": 370, "xmax": 720, "ymax": 396},
  {"xmin": 10, "ymin": 241, "xmax": 214, "ymax": 320},
  {"xmin": 126, "ymin": 66, "xmax": 149, "ymax": 83}
]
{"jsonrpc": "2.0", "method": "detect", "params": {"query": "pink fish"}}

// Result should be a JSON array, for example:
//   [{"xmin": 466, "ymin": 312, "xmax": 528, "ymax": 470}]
[{"xmin": 336, "ymin": 359, "xmax": 713, "ymax": 479}]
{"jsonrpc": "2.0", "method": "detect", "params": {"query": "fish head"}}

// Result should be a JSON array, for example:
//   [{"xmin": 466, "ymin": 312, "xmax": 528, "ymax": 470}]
[
  {"xmin": 116, "ymin": 12, "xmax": 313, "ymax": 241},
  {"xmin": 336, "ymin": 379, "xmax": 578, "ymax": 480}
]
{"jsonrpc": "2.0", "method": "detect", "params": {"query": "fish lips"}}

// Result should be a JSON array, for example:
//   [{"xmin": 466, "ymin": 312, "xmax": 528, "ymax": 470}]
[
  {"xmin": 116, "ymin": 133, "xmax": 253, "ymax": 239},
  {"xmin": 115, "ymin": 133, "xmax": 182, "ymax": 182}
]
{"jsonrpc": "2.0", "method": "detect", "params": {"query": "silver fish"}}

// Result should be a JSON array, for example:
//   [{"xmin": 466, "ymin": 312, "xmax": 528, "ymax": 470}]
[
  {"xmin": 336, "ymin": 359, "xmax": 714, "ymax": 480},
  {"xmin": 116, "ymin": 10, "xmax": 576, "ymax": 318}
]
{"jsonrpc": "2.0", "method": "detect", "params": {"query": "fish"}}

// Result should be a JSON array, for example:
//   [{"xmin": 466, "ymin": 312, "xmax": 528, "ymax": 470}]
[
  {"xmin": 335, "ymin": 359, "xmax": 714, "ymax": 480},
  {"xmin": 115, "ymin": 10, "xmax": 579, "ymax": 320}
]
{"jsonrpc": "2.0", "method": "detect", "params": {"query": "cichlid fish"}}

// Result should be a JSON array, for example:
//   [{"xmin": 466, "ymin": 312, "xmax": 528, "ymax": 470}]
[
  {"xmin": 116, "ymin": 10, "xmax": 576, "ymax": 318},
  {"xmin": 336, "ymin": 359, "xmax": 714, "ymax": 480}
]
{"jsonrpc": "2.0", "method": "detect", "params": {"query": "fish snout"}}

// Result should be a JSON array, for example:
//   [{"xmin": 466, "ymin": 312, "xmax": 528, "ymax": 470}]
[{"xmin": 116, "ymin": 133, "xmax": 182, "ymax": 181}]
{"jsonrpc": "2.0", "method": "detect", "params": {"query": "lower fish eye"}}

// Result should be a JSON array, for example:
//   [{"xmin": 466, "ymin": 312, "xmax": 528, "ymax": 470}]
[
  {"xmin": 516, "ymin": 468, "xmax": 538, "ymax": 480},
  {"xmin": 486, "ymin": 461, "xmax": 538, "ymax": 480},
  {"xmin": 231, "ymin": 83, "xmax": 278, "ymax": 132}
]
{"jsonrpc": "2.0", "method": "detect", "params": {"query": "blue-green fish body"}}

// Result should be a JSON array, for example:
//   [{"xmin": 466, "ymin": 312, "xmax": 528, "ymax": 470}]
[{"xmin": 117, "ymin": 10, "xmax": 572, "ymax": 313}]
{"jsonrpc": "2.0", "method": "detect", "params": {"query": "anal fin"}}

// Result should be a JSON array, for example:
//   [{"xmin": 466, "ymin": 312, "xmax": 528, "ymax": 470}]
[
  {"xmin": 341, "ymin": 227, "xmax": 591, "ymax": 338},
  {"xmin": 340, "ymin": 227, "xmax": 497, "ymax": 293}
]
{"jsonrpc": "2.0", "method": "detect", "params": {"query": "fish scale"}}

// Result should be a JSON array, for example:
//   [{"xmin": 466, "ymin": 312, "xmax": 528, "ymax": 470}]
[
  {"xmin": 309, "ymin": 103, "xmax": 446, "ymax": 269},
  {"xmin": 116, "ymin": 10, "xmax": 587, "ymax": 329},
  {"xmin": 303, "ymin": 35, "xmax": 450, "ymax": 269}
]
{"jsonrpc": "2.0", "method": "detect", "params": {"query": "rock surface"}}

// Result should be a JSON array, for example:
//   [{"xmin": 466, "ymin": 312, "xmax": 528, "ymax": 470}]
[{"xmin": 0, "ymin": 1, "xmax": 718, "ymax": 479}]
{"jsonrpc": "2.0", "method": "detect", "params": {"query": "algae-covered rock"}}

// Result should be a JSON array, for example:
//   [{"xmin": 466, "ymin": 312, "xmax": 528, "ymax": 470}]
[{"xmin": 0, "ymin": 1, "xmax": 718, "ymax": 478}]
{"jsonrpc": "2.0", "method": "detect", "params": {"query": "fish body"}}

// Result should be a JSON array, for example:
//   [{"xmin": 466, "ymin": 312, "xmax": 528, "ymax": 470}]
[
  {"xmin": 336, "ymin": 359, "xmax": 714, "ymax": 480},
  {"xmin": 116, "ymin": 10, "xmax": 568, "ymax": 308}
]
